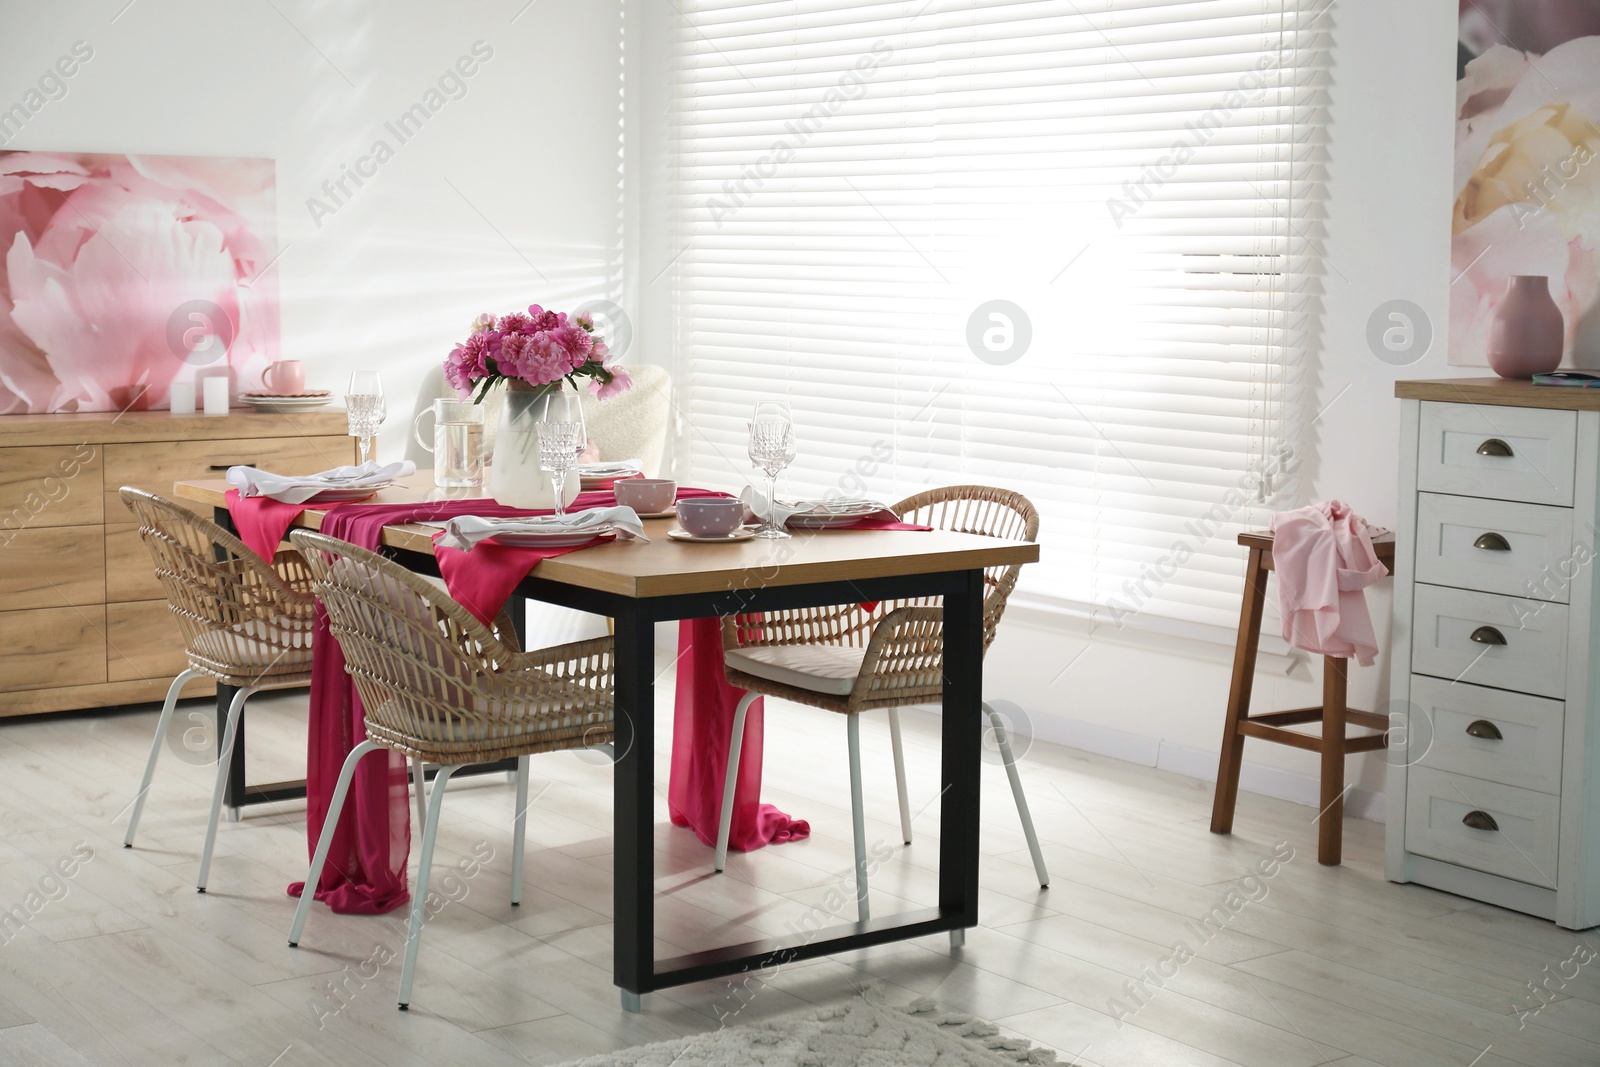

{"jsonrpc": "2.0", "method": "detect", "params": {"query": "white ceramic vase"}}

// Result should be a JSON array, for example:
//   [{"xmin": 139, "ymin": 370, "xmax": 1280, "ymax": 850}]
[{"xmin": 489, "ymin": 382, "xmax": 584, "ymax": 510}]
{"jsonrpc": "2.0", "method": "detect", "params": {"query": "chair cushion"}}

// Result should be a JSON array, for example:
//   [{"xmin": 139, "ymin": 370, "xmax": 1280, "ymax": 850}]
[
  {"xmin": 725, "ymin": 644, "xmax": 866, "ymax": 697},
  {"xmin": 190, "ymin": 616, "xmax": 313, "ymax": 670}
]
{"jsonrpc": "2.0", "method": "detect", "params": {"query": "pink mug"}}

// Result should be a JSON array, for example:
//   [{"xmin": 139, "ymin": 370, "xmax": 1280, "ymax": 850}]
[{"xmin": 262, "ymin": 360, "xmax": 306, "ymax": 395}]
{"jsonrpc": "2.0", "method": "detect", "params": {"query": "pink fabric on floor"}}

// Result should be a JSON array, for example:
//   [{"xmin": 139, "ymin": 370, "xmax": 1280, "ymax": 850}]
[
  {"xmin": 669, "ymin": 617, "xmax": 811, "ymax": 852},
  {"xmin": 1269, "ymin": 500, "xmax": 1387, "ymax": 667}
]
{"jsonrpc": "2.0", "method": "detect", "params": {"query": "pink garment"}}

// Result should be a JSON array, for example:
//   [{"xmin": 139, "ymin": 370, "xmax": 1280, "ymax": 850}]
[{"xmin": 1269, "ymin": 500, "xmax": 1387, "ymax": 667}]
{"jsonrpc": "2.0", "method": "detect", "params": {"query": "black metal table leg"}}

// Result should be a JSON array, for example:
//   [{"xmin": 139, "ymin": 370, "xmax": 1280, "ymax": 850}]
[
  {"xmin": 939, "ymin": 569, "xmax": 984, "ymax": 936},
  {"xmin": 612, "ymin": 608, "xmax": 655, "ymax": 1011}
]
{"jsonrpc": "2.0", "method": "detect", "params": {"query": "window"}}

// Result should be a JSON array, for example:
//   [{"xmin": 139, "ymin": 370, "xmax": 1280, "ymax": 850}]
[{"xmin": 667, "ymin": 0, "xmax": 1327, "ymax": 637}]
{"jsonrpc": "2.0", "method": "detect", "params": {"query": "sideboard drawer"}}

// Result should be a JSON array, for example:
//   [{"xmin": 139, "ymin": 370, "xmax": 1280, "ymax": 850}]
[
  {"xmin": 1405, "ymin": 766, "xmax": 1559, "ymax": 887},
  {"xmin": 1414, "ymin": 493, "xmax": 1576, "ymax": 601},
  {"xmin": 1412, "ymin": 584, "xmax": 1568, "ymax": 699},
  {"xmin": 0, "ymin": 606, "xmax": 107, "ymax": 693},
  {"xmin": 1408, "ymin": 676, "xmax": 1564, "ymax": 794},
  {"xmin": 0, "ymin": 526, "xmax": 105, "ymax": 609},
  {"xmin": 103, "ymin": 435, "xmax": 353, "ymax": 518},
  {"xmin": 1417, "ymin": 402, "xmax": 1576, "ymax": 506},
  {"xmin": 0, "ymin": 444, "xmax": 104, "ymax": 528}
]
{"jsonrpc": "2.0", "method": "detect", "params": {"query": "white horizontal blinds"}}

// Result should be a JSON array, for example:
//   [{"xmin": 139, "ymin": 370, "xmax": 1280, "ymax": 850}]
[{"xmin": 670, "ymin": 0, "xmax": 1326, "ymax": 635}]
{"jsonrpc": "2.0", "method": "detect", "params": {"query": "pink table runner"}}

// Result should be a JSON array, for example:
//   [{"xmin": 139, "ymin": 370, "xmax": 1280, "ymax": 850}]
[{"xmin": 226, "ymin": 486, "xmax": 816, "ymax": 913}]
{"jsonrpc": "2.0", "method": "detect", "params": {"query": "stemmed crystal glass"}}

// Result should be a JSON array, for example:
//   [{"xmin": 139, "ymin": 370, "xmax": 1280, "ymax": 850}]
[
  {"xmin": 748, "ymin": 399, "xmax": 795, "ymax": 540},
  {"xmin": 345, "ymin": 370, "xmax": 386, "ymax": 464},
  {"xmin": 538, "ymin": 390, "xmax": 585, "ymax": 517}
]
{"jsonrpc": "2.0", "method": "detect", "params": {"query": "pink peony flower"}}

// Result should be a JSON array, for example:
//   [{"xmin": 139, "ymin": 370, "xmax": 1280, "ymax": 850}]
[
  {"xmin": 470, "ymin": 312, "xmax": 496, "ymax": 333},
  {"xmin": 497, "ymin": 311, "xmax": 531, "ymax": 335},
  {"xmin": 1, "ymin": 152, "xmax": 279, "ymax": 412},
  {"xmin": 590, "ymin": 365, "xmax": 633, "ymax": 400}
]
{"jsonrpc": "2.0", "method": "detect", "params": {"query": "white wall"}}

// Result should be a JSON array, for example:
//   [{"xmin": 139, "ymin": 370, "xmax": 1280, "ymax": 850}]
[
  {"xmin": 1, "ymin": 0, "xmax": 625, "ymax": 459},
  {"xmin": 627, "ymin": 0, "xmax": 1467, "ymax": 819}
]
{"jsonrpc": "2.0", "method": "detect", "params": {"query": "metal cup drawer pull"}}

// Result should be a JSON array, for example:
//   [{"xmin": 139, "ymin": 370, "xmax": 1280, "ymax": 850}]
[
  {"xmin": 1476, "ymin": 438, "xmax": 1515, "ymax": 457},
  {"xmin": 1469, "ymin": 625, "xmax": 1507, "ymax": 646},
  {"xmin": 1465, "ymin": 719, "xmax": 1504, "ymax": 740},
  {"xmin": 1472, "ymin": 532, "xmax": 1511, "ymax": 551},
  {"xmin": 1462, "ymin": 810, "xmax": 1500, "ymax": 832}
]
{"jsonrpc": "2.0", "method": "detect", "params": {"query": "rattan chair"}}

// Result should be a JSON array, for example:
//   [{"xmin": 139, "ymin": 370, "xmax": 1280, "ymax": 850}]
[
  {"xmin": 715, "ymin": 485, "xmax": 1050, "ymax": 920},
  {"xmin": 118, "ymin": 488, "xmax": 317, "ymax": 891},
  {"xmin": 285, "ymin": 529, "xmax": 615, "ymax": 1010}
]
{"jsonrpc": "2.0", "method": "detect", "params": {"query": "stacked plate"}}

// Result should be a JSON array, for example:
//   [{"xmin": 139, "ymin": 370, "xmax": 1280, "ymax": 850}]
[
  {"xmin": 426, "ymin": 516, "xmax": 619, "ymax": 548},
  {"xmin": 578, "ymin": 461, "xmax": 643, "ymax": 489},
  {"xmin": 238, "ymin": 390, "xmax": 334, "ymax": 412},
  {"xmin": 785, "ymin": 500, "xmax": 886, "ymax": 529}
]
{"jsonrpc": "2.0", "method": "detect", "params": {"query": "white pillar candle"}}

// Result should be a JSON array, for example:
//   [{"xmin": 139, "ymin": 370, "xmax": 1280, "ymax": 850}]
[
  {"xmin": 202, "ymin": 377, "xmax": 229, "ymax": 416},
  {"xmin": 169, "ymin": 381, "xmax": 196, "ymax": 415}
]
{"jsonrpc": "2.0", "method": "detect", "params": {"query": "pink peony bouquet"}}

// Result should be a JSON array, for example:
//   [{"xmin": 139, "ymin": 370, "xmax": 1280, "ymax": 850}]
[{"xmin": 444, "ymin": 304, "xmax": 632, "ymax": 402}]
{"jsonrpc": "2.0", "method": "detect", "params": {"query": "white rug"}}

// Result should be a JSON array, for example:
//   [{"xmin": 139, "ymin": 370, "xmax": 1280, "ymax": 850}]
[{"xmin": 551, "ymin": 985, "xmax": 1060, "ymax": 1066}]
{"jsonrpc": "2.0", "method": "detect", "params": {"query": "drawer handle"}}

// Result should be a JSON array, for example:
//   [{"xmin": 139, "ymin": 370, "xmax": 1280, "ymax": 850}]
[
  {"xmin": 1470, "ymin": 625, "xmax": 1507, "ymax": 646},
  {"xmin": 1476, "ymin": 438, "xmax": 1514, "ymax": 457},
  {"xmin": 208, "ymin": 463, "xmax": 255, "ymax": 471},
  {"xmin": 1473, "ymin": 532, "xmax": 1511, "ymax": 551},
  {"xmin": 1465, "ymin": 719, "xmax": 1504, "ymax": 740},
  {"xmin": 1462, "ymin": 810, "xmax": 1500, "ymax": 832}
]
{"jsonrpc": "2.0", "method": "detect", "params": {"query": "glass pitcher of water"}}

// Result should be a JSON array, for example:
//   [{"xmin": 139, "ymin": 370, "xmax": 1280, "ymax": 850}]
[{"xmin": 412, "ymin": 399, "xmax": 484, "ymax": 488}]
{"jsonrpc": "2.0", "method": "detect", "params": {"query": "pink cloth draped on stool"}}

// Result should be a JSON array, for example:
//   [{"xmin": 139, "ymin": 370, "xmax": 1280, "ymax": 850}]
[{"xmin": 1269, "ymin": 500, "xmax": 1386, "ymax": 667}]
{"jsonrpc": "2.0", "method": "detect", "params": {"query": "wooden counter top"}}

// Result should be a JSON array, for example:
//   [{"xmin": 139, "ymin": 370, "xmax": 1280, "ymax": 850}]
[{"xmin": 1395, "ymin": 377, "xmax": 1600, "ymax": 412}]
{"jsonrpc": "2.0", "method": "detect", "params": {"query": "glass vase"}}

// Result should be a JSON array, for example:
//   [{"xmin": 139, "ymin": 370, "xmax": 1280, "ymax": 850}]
[{"xmin": 489, "ymin": 381, "xmax": 585, "ymax": 510}]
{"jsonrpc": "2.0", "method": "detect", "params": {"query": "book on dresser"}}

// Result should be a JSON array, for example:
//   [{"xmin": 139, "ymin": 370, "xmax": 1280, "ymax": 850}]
[
  {"xmin": 1392, "ymin": 377, "xmax": 1600, "ymax": 930},
  {"xmin": 0, "ymin": 409, "xmax": 356, "ymax": 716}
]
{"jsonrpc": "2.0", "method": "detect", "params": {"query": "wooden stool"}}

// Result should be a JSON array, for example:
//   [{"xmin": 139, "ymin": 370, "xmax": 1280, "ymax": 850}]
[{"xmin": 1210, "ymin": 530, "xmax": 1395, "ymax": 865}]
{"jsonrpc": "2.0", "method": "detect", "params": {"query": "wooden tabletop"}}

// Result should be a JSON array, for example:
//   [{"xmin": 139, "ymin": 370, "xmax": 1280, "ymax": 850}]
[
  {"xmin": 1395, "ymin": 377, "xmax": 1600, "ymax": 412},
  {"xmin": 172, "ymin": 473, "xmax": 1040, "ymax": 599}
]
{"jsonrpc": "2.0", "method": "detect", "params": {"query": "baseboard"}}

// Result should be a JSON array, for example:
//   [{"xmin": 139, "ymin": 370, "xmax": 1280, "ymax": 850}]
[{"xmin": 1026, "ymin": 710, "xmax": 1387, "ymax": 823}]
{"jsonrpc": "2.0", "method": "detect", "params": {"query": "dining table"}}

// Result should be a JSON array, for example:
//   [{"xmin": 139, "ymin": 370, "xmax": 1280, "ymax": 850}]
[{"xmin": 171, "ymin": 471, "xmax": 1038, "ymax": 1009}]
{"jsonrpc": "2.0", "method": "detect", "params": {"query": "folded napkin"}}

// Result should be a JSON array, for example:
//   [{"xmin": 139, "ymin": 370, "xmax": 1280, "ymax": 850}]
[
  {"xmin": 227, "ymin": 460, "xmax": 416, "ymax": 504},
  {"xmin": 433, "ymin": 506, "xmax": 649, "ymax": 552},
  {"xmin": 740, "ymin": 486, "xmax": 908, "ymax": 528},
  {"xmin": 579, "ymin": 459, "xmax": 642, "ymax": 478}
]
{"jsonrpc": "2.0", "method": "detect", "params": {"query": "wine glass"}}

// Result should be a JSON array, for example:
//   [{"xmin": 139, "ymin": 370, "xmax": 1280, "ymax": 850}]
[
  {"xmin": 539, "ymin": 390, "xmax": 586, "ymax": 517},
  {"xmin": 748, "ymin": 400, "xmax": 795, "ymax": 539},
  {"xmin": 345, "ymin": 370, "xmax": 386, "ymax": 465}
]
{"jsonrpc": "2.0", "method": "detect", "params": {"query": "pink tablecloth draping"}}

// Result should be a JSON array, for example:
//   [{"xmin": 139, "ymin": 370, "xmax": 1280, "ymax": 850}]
[{"xmin": 225, "ymin": 486, "xmax": 812, "ymax": 914}]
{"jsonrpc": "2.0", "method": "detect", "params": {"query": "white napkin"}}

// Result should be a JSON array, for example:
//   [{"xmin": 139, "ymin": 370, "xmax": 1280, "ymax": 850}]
[
  {"xmin": 578, "ymin": 459, "xmax": 643, "ymax": 478},
  {"xmin": 739, "ymin": 486, "xmax": 890, "ymax": 525},
  {"xmin": 226, "ymin": 460, "xmax": 416, "ymax": 504},
  {"xmin": 433, "ymin": 506, "xmax": 649, "ymax": 551}
]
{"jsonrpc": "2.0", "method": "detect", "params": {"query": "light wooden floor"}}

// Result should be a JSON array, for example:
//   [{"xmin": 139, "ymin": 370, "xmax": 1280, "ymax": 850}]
[{"xmin": 0, "ymin": 678, "xmax": 1596, "ymax": 1067}]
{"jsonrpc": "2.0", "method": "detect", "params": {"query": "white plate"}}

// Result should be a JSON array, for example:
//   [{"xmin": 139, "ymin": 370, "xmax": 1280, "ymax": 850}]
[
  {"xmin": 636, "ymin": 507, "xmax": 677, "ymax": 520},
  {"xmin": 580, "ymin": 474, "xmax": 643, "ymax": 490},
  {"xmin": 668, "ymin": 528, "xmax": 755, "ymax": 544},
  {"xmin": 239, "ymin": 395, "xmax": 334, "ymax": 412},
  {"xmin": 787, "ymin": 513, "xmax": 871, "ymax": 529},
  {"xmin": 301, "ymin": 482, "xmax": 397, "ymax": 503},
  {"xmin": 491, "ymin": 528, "xmax": 616, "ymax": 548}
]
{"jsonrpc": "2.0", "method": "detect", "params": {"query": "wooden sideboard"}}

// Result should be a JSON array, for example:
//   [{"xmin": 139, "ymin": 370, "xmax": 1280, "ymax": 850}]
[
  {"xmin": 1390, "ymin": 378, "xmax": 1600, "ymax": 930},
  {"xmin": 0, "ymin": 409, "xmax": 356, "ymax": 716}
]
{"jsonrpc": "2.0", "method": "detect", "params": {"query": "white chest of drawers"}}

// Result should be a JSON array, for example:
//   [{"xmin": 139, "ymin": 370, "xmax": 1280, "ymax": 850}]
[{"xmin": 1390, "ymin": 378, "xmax": 1600, "ymax": 930}]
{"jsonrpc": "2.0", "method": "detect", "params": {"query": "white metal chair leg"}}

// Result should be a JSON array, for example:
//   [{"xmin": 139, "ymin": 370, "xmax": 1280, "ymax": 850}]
[
  {"xmin": 196, "ymin": 685, "xmax": 255, "ymax": 892},
  {"xmin": 714, "ymin": 691, "xmax": 758, "ymax": 873},
  {"xmin": 399, "ymin": 763, "xmax": 461, "ymax": 1010},
  {"xmin": 411, "ymin": 759, "xmax": 427, "ymax": 832},
  {"xmin": 985, "ymin": 701, "xmax": 1049, "ymax": 888},
  {"xmin": 887, "ymin": 707, "xmax": 913, "ymax": 845},
  {"xmin": 847, "ymin": 714, "xmax": 870, "ymax": 923},
  {"xmin": 289, "ymin": 738, "xmax": 384, "ymax": 946},
  {"xmin": 124, "ymin": 667, "xmax": 202, "ymax": 848},
  {"xmin": 511, "ymin": 755, "xmax": 530, "ymax": 906}
]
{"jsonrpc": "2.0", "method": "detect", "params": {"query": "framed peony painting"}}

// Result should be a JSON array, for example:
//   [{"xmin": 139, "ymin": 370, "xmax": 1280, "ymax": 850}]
[
  {"xmin": 0, "ymin": 151, "xmax": 279, "ymax": 413},
  {"xmin": 1452, "ymin": 1, "xmax": 1600, "ymax": 367}
]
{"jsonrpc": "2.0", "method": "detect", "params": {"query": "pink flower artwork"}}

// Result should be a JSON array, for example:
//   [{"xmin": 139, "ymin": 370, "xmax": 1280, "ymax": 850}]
[
  {"xmin": 1452, "ymin": 16, "xmax": 1600, "ymax": 367},
  {"xmin": 0, "ymin": 151, "xmax": 280, "ymax": 412}
]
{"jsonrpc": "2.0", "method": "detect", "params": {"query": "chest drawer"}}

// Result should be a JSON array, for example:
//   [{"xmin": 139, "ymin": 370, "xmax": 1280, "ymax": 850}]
[
  {"xmin": 103, "ymin": 435, "xmax": 354, "ymax": 519},
  {"xmin": 1405, "ymin": 766, "xmax": 1559, "ymax": 887},
  {"xmin": 1414, "ymin": 493, "xmax": 1577, "ymax": 601},
  {"xmin": 1407, "ymin": 676, "xmax": 1564, "ymax": 794},
  {"xmin": 1411, "ymin": 584, "xmax": 1568, "ymax": 699},
  {"xmin": 1418, "ymin": 402, "xmax": 1576, "ymax": 506}
]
